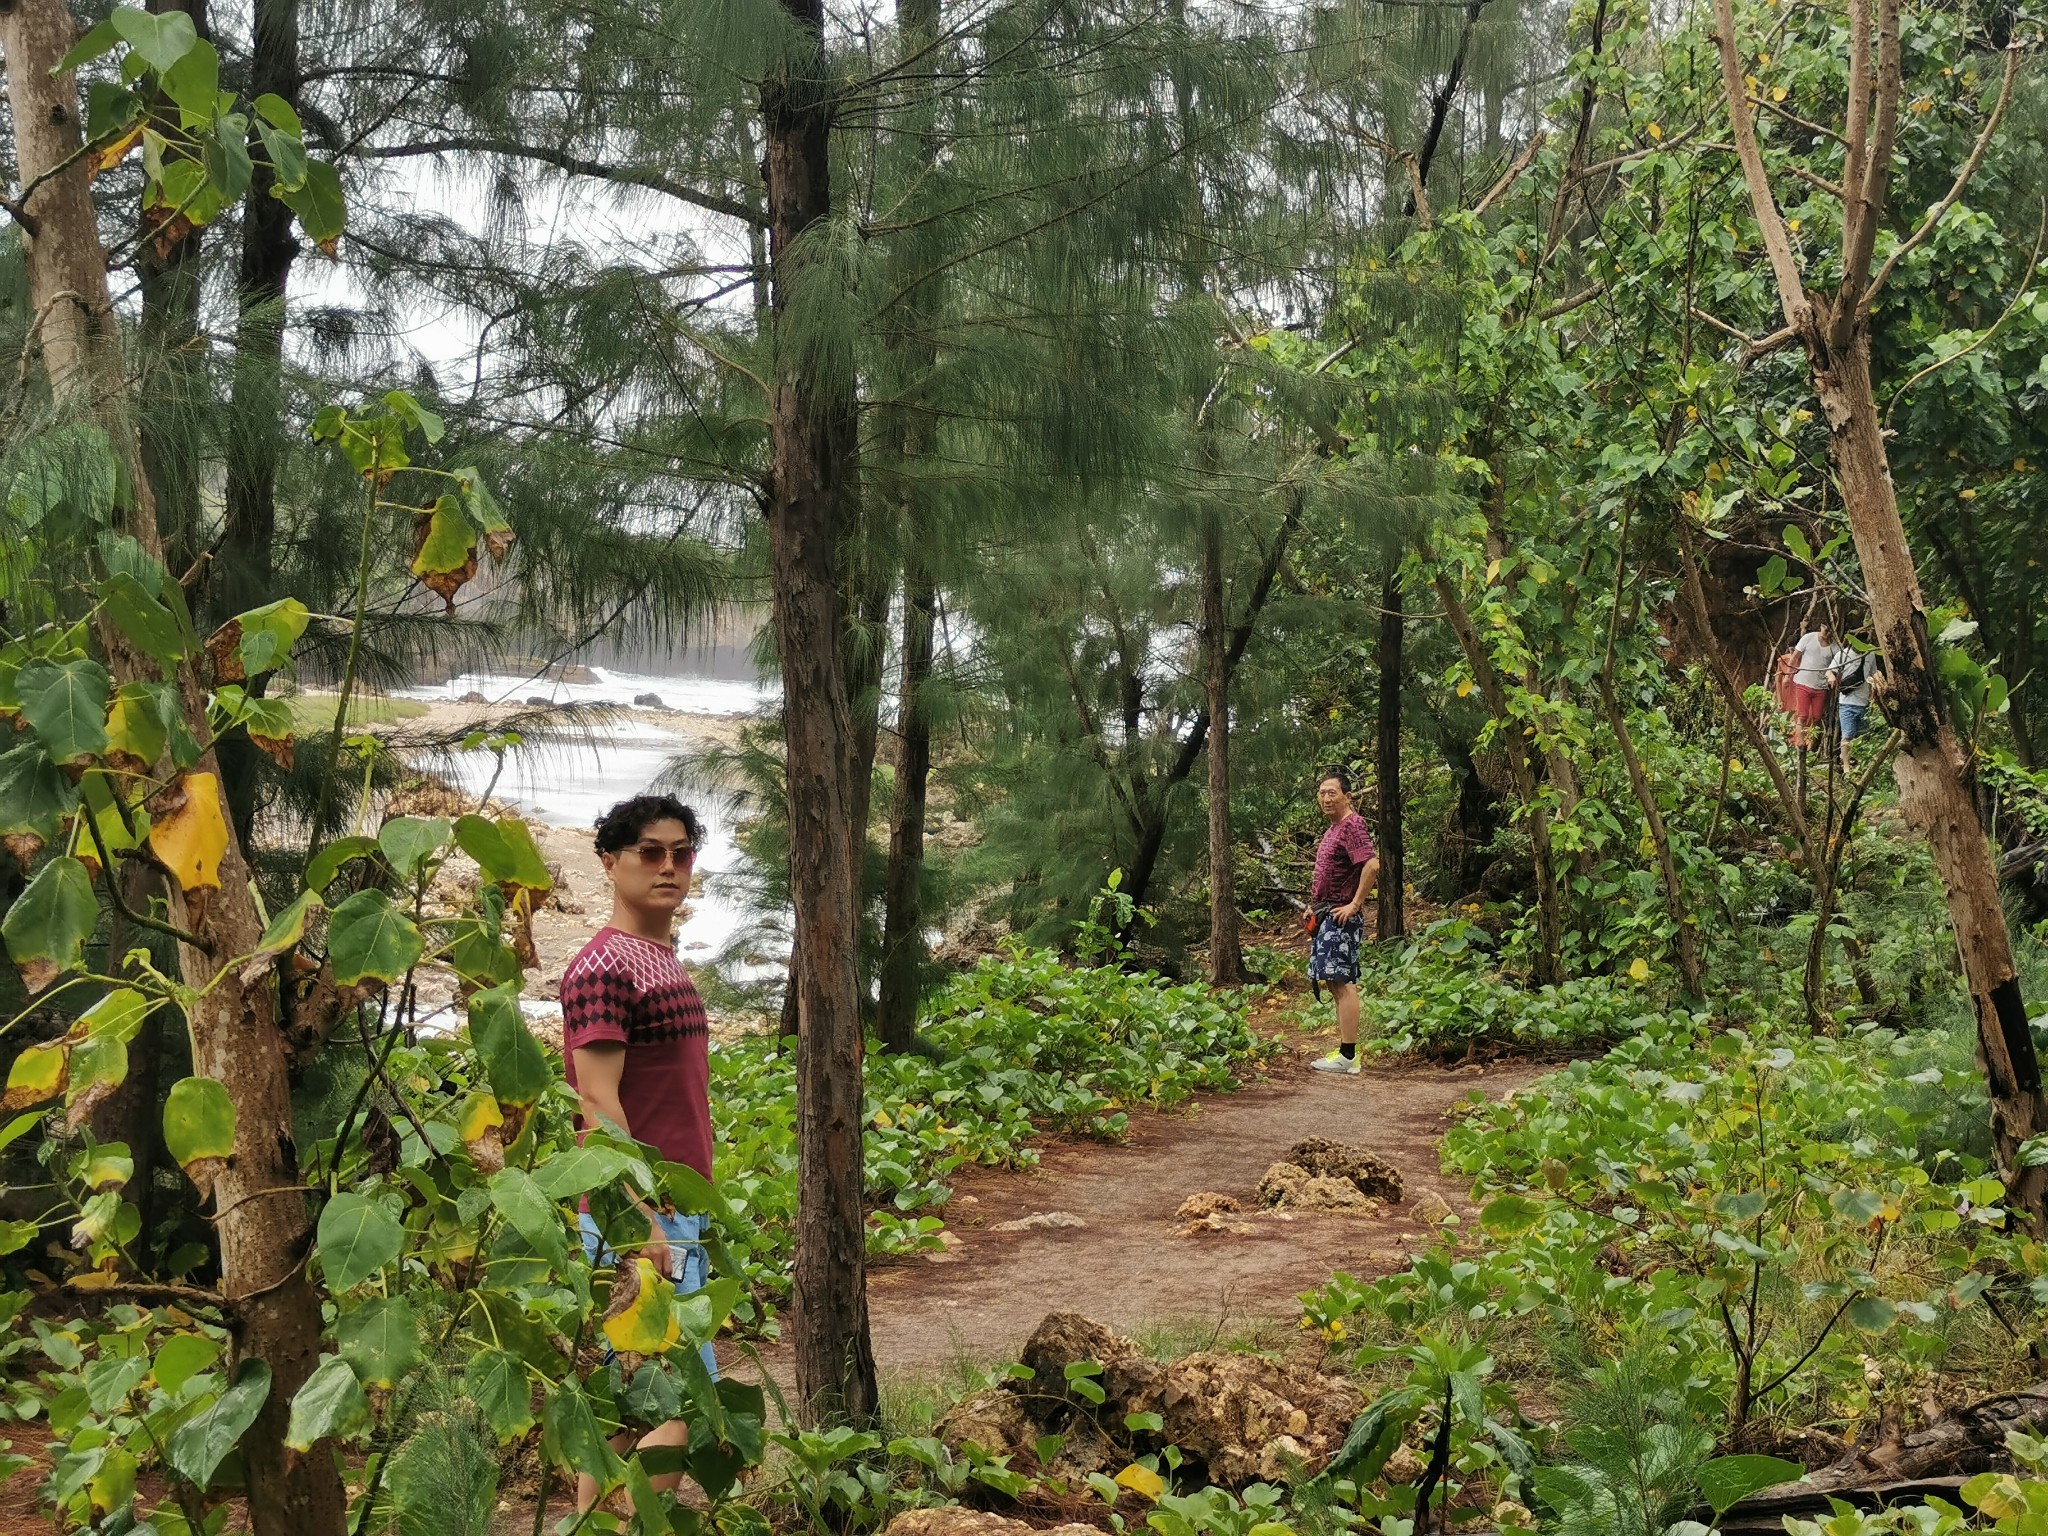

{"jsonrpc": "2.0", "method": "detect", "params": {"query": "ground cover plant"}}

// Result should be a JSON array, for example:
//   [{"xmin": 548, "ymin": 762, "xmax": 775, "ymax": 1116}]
[{"xmin": 1297, "ymin": 1006, "xmax": 2044, "ymax": 1528}]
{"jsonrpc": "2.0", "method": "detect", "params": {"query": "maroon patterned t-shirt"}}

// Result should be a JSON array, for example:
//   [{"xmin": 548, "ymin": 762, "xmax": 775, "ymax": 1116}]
[
  {"xmin": 1310, "ymin": 812, "xmax": 1377, "ymax": 908},
  {"xmin": 560, "ymin": 927, "xmax": 713, "ymax": 1179}
]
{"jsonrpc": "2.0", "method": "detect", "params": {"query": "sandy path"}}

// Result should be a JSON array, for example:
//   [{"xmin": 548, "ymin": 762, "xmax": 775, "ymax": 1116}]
[{"xmin": 742, "ymin": 1043, "xmax": 1542, "ymax": 1385}]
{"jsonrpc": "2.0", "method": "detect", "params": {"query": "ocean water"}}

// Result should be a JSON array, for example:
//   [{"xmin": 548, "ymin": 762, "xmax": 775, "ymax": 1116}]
[
  {"xmin": 396, "ymin": 666, "xmax": 787, "ymax": 982},
  {"xmin": 400, "ymin": 665, "xmax": 774, "ymax": 716}
]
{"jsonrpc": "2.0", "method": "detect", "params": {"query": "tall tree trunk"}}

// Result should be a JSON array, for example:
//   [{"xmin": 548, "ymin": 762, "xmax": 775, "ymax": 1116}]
[
  {"xmin": 1, "ymin": 7, "xmax": 346, "ymax": 1531},
  {"xmin": 220, "ymin": 0, "xmax": 299, "ymax": 616},
  {"xmin": 1375, "ymin": 571, "xmax": 1406, "ymax": 941},
  {"xmin": 214, "ymin": 0, "xmax": 301, "ymax": 845},
  {"xmin": 761, "ymin": 0, "xmax": 879, "ymax": 1425},
  {"xmin": 136, "ymin": 0, "xmax": 209, "ymax": 576},
  {"xmin": 1203, "ymin": 518, "xmax": 1245, "ymax": 984},
  {"xmin": 1823, "ymin": 339, "xmax": 2047, "ymax": 1204},
  {"xmin": 870, "ymin": 0, "xmax": 943, "ymax": 1047},
  {"xmin": 878, "ymin": 552, "xmax": 935, "ymax": 1050},
  {"xmin": 1711, "ymin": 0, "xmax": 2047, "ymax": 1218}
]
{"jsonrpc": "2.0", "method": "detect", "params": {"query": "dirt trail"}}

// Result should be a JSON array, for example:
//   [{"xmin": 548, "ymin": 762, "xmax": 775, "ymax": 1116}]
[{"xmin": 749, "ymin": 1045, "xmax": 1544, "ymax": 1383}]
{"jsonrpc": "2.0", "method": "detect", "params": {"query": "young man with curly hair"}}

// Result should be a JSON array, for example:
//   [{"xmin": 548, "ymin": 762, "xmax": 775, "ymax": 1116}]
[{"xmin": 561, "ymin": 792, "xmax": 716, "ymax": 1514}]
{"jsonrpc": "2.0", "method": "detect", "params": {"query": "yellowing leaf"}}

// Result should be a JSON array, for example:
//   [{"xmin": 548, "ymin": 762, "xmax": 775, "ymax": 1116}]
[
  {"xmin": 1964, "ymin": 1474, "xmax": 2026, "ymax": 1521},
  {"xmin": 96, "ymin": 126, "xmax": 145, "ymax": 174},
  {"xmin": 1115, "ymin": 1463, "xmax": 1165, "ymax": 1501},
  {"xmin": 1456, "ymin": 680, "xmax": 1474, "ymax": 698},
  {"xmin": 1771, "ymin": 85, "xmax": 1787, "ymax": 102},
  {"xmin": 146, "ymin": 772, "xmax": 227, "ymax": 892},
  {"xmin": 603, "ymin": 1259, "xmax": 682, "ymax": 1355},
  {"xmin": 873, "ymin": 1109, "xmax": 894, "ymax": 1130},
  {"xmin": 1628, "ymin": 958, "xmax": 1650, "ymax": 982},
  {"xmin": 1646, "ymin": 122, "xmax": 1663, "ymax": 140},
  {"xmin": 2, "ymin": 1038, "xmax": 68, "ymax": 1111},
  {"xmin": 458, "ymin": 1092, "xmax": 504, "ymax": 1144}
]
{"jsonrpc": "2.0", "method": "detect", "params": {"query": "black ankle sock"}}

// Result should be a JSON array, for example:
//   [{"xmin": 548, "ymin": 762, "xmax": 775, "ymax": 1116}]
[{"xmin": 1338, "ymin": 1041, "xmax": 1356, "ymax": 1060}]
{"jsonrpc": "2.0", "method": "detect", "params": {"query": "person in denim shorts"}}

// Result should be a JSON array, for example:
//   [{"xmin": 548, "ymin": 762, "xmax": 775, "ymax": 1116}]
[
  {"xmin": 1307, "ymin": 768, "xmax": 1380, "ymax": 1075},
  {"xmin": 562, "ymin": 793, "xmax": 718, "ymax": 1514}
]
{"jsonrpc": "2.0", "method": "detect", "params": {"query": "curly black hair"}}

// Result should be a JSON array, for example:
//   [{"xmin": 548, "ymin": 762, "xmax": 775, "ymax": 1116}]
[{"xmin": 593, "ymin": 793, "xmax": 701, "ymax": 855}]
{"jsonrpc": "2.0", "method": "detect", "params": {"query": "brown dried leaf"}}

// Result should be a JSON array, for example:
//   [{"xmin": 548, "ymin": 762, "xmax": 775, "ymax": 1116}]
[
  {"xmin": 184, "ymin": 1155, "xmax": 228, "ymax": 1204},
  {"xmin": 206, "ymin": 620, "xmax": 246, "ymax": 684}
]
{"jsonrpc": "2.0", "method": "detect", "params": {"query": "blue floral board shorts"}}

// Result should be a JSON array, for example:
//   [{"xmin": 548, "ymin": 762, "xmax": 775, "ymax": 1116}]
[
  {"xmin": 579, "ymin": 1209, "xmax": 720, "ymax": 1378},
  {"xmin": 1309, "ymin": 911, "xmax": 1364, "ymax": 985}
]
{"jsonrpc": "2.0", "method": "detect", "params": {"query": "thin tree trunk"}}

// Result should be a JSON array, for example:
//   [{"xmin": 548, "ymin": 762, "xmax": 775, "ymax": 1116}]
[
  {"xmin": 1674, "ymin": 517, "xmax": 1819, "ymax": 866},
  {"xmin": 761, "ymin": 0, "xmax": 879, "ymax": 1425},
  {"xmin": 1803, "ymin": 732, "xmax": 1900, "ymax": 1027},
  {"xmin": 1203, "ymin": 518, "xmax": 1245, "ymax": 984},
  {"xmin": 220, "ymin": 0, "xmax": 299, "ymax": 615},
  {"xmin": 0, "ymin": 7, "xmax": 345, "ymax": 1531},
  {"xmin": 845, "ymin": 569, "xmax": 892, "ymax": 874},
  {"xmin": 214, "ymin": 0, "xmax": 301, "ymax": 845},
  {"xmin": 136, "ymin": 0, "xmax": 209, "ymax": 575},
  {"xmin": 878, "ymin": 552, "xmax": 935, "ymax": 1049},
  {"xmin": 1433, "ymin": 568, "xmax": 1565, "ymax": 985},
  {"xmin": 1599, "ymin": 675, "xmax": 1703, "ymax": 995},
  {"xmin": 874, "ymin": 0, "xmax": 943, "ymax": 1047},
  {"xmin": 1376, "ymin": 571, "xmax": 1406, "ymax": 941}
]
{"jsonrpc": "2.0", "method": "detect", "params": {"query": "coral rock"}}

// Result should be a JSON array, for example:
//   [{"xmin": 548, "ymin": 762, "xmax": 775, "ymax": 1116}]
[
  {"xmin": 1175, "ymin": 1192, "xmax": 1242, "ymax": 1221},
  {"xmin": 992, "ymin": 1210, "xmax": 1087, "ymax": 1233},
  {"xmin": 1256, "ymin": 1163, "xmax": 1384, "ymax": 1212},
  {"xmin": 1410, "ymin": 1191, "xmax": 1454, "ymax": 1225},
  {"xmin": 1282, "ymin": 1137, "xmax": 1403, "ymax": 1202},
  {"xmin": 935, "ymin": 1389, "xmax": 1039, "ymax": 1459},
  {"xmin": 1160, "ymin": 1352, "xmax": 1366, "ymax": 1486},
  {"xmin": 1020, "ymin": 1312, "xmax": 1163, "ymax": 1411}
]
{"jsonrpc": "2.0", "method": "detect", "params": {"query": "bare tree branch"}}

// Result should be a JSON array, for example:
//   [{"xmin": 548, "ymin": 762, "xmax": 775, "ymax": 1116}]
[{"xmin": 1709, "ymin": 0, "xmax": 1818, "ymax": 331}]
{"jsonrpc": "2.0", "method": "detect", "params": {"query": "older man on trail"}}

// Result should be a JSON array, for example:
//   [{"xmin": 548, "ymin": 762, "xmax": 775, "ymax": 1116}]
[{"xmin": 1308, "ymin": 767, "xmax": 1380, "ymax": 1075}]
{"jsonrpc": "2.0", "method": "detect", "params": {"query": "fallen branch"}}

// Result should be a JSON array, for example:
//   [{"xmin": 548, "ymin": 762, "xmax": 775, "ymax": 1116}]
[{"xmin": 1719, "ymin": 1383, "xmax": 2048, "ymax": 1533}]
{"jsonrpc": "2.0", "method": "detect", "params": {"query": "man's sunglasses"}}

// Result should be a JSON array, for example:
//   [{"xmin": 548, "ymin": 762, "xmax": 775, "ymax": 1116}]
[{"xmin": 624, "ymin": 842, "xmax": 697, "ymax": 869}]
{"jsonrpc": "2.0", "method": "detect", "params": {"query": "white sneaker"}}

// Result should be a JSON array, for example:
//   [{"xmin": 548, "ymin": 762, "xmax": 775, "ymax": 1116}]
[{"xmin": 1310, "ymin": 1051, "xmax": 1360, "ymax": 1075}]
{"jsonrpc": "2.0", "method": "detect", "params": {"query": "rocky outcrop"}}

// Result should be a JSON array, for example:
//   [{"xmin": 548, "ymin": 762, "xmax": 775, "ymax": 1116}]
[
  {"xmin": 1283, "ymin": 1138, "xmax": 1403, "ymax": 1201},
  {"xmin": 1256, "ymin": 1164, "xmax": 1382, "ymax": 1212},
  {"xmin": 934, "ymin": 1312, "xmax": 1364, "ymax": 1489},
  {"xmin": 1256, "ymin": 1139, "xmax": 1403, "ymax": 1212},
  {"xmin": 1160, "ymin": 1352, "xmax": 1366, "ymax": 1486}
]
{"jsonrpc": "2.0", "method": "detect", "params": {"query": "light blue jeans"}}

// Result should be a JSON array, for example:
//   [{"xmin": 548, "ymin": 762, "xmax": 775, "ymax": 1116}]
[{"xmin": 579, "ymin": 1209, "xmax": 719, "ymax": 1379}]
